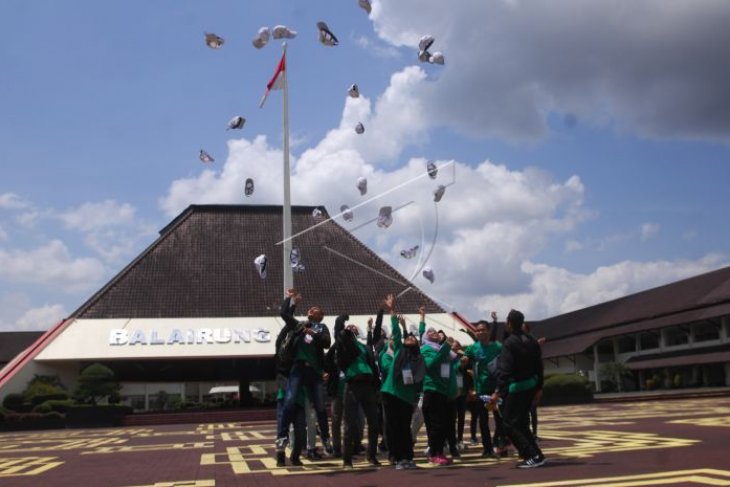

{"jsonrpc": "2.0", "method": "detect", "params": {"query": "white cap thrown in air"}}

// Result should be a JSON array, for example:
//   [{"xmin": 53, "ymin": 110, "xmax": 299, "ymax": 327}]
[
  {"xmin": 205, "ymin": 32, "xmax": 224, "ymax": 49},
  {"xmin": 356, "ymin": 177, "xmax": 368, "ymax": 195},
  {"xmin": 254, "ymin": 254, "xmax": 268, "ymax": 279},
  {"xmin": 422, "ymin": 266, "xmax": 435, "ymax": 283},
  {"xmin": 377, "ymin": 206, "xmax": 393, "ymax": 229},
  {"xmin": 272, "ymin": 25, "xmax": 297, "ymax": 39},
  {"xmin": 433, "ymin": 184, "xmax": 446, "ymax": 202}
]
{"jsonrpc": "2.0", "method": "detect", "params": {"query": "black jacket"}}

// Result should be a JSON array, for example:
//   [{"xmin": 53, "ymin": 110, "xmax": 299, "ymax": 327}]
[
  {"xmin": 496, "ymin": 331, "xmax": 544, "ymax": 396},
  {"xmin": 278, "ymin": 296, "xmax": 331, "ymax": 371}
]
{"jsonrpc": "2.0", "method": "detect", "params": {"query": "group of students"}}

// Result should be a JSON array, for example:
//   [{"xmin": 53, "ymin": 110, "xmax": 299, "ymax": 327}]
[{"xmin": 273, "ymin": 289, "xmax": 546, "ymax": 470}]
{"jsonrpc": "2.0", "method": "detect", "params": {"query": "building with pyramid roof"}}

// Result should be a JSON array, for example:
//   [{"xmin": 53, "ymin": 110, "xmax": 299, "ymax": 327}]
[{"xmin": 0, "ymin": 205, "xmax": 467, "ymax": 409}]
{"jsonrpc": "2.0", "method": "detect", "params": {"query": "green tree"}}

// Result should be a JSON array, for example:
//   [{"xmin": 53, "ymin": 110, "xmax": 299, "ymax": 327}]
[{"xmin": 73, "ymin": 363, "xmax": 121, "ymax": 405}]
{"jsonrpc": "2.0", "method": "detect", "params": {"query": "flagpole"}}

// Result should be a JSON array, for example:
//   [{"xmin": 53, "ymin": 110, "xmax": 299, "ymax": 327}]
[{"xmin": 281, "ymin": 42, "xmax": 294, "ymax": 296}]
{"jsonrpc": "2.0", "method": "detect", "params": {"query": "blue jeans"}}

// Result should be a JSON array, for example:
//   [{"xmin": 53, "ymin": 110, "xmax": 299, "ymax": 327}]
[{"xmin": 280, "ymin": 362, "xmax": 330, "ymax": 441}]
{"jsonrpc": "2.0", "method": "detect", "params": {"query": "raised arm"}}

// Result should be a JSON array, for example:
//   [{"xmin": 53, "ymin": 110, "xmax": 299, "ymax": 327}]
[{"xmin": 279, "ymin": 289, "xmax": 301, "ymax": 329}]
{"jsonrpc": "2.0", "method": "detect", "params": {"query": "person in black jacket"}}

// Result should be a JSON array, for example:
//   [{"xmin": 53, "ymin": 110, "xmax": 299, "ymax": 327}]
[
  {"xmin": 334, "ymin": 314, "xmax": 382, "ymax": 467},
  {"xmin": 491, "ymin": 309, "xmax": 546, "ymax": 468},
  {"xmin": 276, "ymin": 289, "xmax": 333, "ymax": 455}
]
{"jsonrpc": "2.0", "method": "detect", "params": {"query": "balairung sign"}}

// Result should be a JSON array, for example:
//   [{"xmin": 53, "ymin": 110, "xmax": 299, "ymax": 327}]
[{"xmin": 109, "ymin": 327, "xmax": 271, "ymax": 346}]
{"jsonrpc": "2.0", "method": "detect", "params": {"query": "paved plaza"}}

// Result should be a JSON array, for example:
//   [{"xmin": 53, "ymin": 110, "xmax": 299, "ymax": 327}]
[{"xmin": 1, "ymin": 397, "xmax": 729, "ymax": 487}]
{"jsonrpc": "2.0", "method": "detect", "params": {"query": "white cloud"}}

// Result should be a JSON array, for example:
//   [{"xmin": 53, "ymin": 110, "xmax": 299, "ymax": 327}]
[
  {"xmin": 16, "ymin": 304, "xmax": 67, "ymax": 331},
  {"xmin": 479, "ymin": 253, "xmax": 728, "ymax": 320},
  {"xmin": 0, "ymin": 240, "xmax": 107, "ymax": 293},
  {"xmin": 0, "ymin": 293, "xmax": 67, "ymax": 331},
  {"xmin": 371, "ymin": 0, "xmax": 730, "ymax": 142},
  {"xmin": 0, "ymin": 192, "xmax": 30, "ymax": 210},
  {"xmin": 353, "ymin": 34, "xmax": 401, "ymax": 59},
  {"xmin": 640, "ymin": 222, "xmax": 660, "ymax": 241},
  {"xmin": 59, "ymin": 200, "xmax": 136, "ymax": 232}
]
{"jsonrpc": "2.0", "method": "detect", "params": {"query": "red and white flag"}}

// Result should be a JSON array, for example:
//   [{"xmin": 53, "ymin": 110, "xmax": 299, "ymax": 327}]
[{"xmin": 259, "ymin": 52, "xmax": 286, "ymax": 108}]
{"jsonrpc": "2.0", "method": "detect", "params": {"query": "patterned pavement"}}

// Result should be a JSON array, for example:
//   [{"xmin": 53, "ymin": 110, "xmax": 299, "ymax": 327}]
[{"xmin": 1, "ymin": 397, "xmax": 729, "ymax": 487}]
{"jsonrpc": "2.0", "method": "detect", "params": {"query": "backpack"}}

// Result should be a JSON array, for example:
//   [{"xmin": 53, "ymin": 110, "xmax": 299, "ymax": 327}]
[{"xmin": 278, "ymin": 328, "xmax": 301, "ymax": 370}]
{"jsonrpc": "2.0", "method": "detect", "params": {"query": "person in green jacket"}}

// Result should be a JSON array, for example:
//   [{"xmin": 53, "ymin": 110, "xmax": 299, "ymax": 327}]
[
  {"xmin": 380, "ymin": 294, "xmax": 425, "ymax": 470},
  {"xmin": 463, "ymin": 319, "xmax": 503, "ymax": 457},
  {"xmin": 421, "ymin": 315, "xmax": 459, "ymax": 465}
]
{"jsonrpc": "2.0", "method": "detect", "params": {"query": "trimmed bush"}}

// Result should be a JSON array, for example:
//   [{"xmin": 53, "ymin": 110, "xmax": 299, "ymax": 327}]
[
  {"xmin": 541, "ymin": 373, "xmax": 593, "ymax": 405},
  {"xmin": 42, "ymin": 399, "xmax": 75, "ymax": 413},
  {"xmin": 74, "ymin": 363, "xmax": 121, "ymax": 405},
  {"xmin": 32, "ymin": 402, "xmax": 53, "ymax": 414},
  {"xmin": 2, "ymin": 393, "xmax": 24, "ymax": 412}
]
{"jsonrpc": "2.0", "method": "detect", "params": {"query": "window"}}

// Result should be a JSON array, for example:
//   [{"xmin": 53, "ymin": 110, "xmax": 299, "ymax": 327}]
[
  {"xmin": 693, "ymin": 320, "xmax": 720, "ymax": 342},
  {"xmin": 664, "ymin": 326, "xmax": 689, "ymax": 347},
  {"xmin": 639, "ymin": 331, "xmax": 660, "ymax": 350},
  {"xmin": 617, "ymin": 335, "xmax": 636, "ymax": 353}
]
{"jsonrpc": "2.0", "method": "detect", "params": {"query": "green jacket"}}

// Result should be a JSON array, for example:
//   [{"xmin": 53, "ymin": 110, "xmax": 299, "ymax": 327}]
[
  {"xmin": 420, "ymin": 339, "xmax": 453, "ymax": 396},
  {"xmin": 464, "ymin": 341, "xmax": 502, "ymax": 395},
  {"xmin": 380, "ymin": 315, "xmax": 421, "ymax": 404}
]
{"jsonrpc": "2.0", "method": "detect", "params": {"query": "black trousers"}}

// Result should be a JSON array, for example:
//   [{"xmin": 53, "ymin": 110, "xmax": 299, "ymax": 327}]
[
  {"xmin": 422, "ymin": 390, "xmax": 449, "ymax": 456},
  {"xmin": 382, "ymin": 392, "xmax": 415, "ymax": 461},
  {"xmin": 455, "ymin": 394, "xmax": 467, "ymax": 442},
  {"xmin": 501, "ymin": 388, "xmax": 543, "ymax": 459},
  {"xmin": 343, "ymin": 380, "xmax": 380, "ymax": 462}
]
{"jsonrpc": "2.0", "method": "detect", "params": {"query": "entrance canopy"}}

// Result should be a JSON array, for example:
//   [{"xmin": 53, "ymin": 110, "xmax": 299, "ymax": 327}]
[{"xmin": 35, "ymin": 314, "xmax": 461, "ymax": 362}]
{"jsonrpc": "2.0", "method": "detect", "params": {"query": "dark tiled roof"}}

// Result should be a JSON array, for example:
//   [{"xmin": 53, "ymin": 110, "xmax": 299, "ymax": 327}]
[
  {"xmin": 531, "ymin": 265, "xmax": 730, "ymax": 358},
  {"xmin": 71, "ymin": 205, "xmax": 444, "ymax": 319},
  {"xmin": 0, "ymin": 331, "xmax": 43, "ymax": 362}
]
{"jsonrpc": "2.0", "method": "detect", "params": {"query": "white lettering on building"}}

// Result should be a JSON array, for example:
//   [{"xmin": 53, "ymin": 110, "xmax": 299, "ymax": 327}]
[{"xmin": 109, "ymin": 328, "xmax": 271, "ymax": 346}]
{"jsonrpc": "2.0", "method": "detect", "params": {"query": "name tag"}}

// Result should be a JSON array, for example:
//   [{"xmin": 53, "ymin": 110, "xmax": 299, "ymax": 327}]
[
  {"xmin": 440, "ymin": 363, "xmax": 450, "ymax": 378},
  {"xmin": 402, "ymin": 368, "xmax": 414, "ymax": 385}
]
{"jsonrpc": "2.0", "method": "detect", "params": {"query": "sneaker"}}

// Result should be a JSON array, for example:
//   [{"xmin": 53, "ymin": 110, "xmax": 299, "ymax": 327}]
[
  {"xmin": 423, "ymin": 446, "xmax": 431, "ymax": 456},
  {"xmin": 481, "ymin": 448, "xmax": 497, "ymax": 458},
  {"xmin": 275, "ymin": 437, "xmax": 289, "ymax": 452},
  {"xmin": 395, "ymin": 460, "xmax": 406, "ymax": 470},
  {"xmin": 517, "ymin": 455, "xmax": 546, "ymax": 469},
  {"xmin": 456, "ymin": 441, "xmax": 465, "ymax": 452},
  {"xmin": 429, "ymin": 455, "xmax": 449, "ymax": 466},
  {"xmin": 404, "ymin": 459, "xmax": 418, "ymax": 469},
  {"xmin": 367, "ymin": 456, "xmax": 381, "ymax": 466},
  {"xmin": 469, "ymin": 437, "xmax": 479, "ymax": 446},
  {"xmin": 306, "ymin": 448, "xmax": 323, "ymax": 460},
  {"xmin": 289, "ymin": 457, "xmax": 303, "ymax": 467},
  {"xmin": 276, "ymin": 451, "xmax": 286, "ymax": 467},
  {"xmin": 439, "ymin": 454, "xmax": 453, "ymax": 465},
  {"xmin": 449, "ymin": 448, "xmax": 461, "ymax": 458},
  {"xmin": 323, "ymin": 438, "xmax": 334, "ymax": 456}
]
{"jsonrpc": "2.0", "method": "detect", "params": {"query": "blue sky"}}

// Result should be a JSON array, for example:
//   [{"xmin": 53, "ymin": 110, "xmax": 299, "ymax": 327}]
[{"xmin": 2, "ymin": 0, "xmax": 730, "ymax": 330}]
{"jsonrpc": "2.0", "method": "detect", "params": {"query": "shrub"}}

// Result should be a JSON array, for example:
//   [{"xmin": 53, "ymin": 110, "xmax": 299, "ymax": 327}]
[
  {"xmin": 541, "ymin": 373, "xmax": 593, "ymax": 405},
  {"xmin": 74, "ymin": 363, "xmax": 121, "ymax": 405},
  {"xmin": 23, "ymin": 376, "xmax": 67, "ymax": 403},
  {"xmin": 32, "ymin": 402, "xmax": 53, "ymax": 414},
  {"xmin": 41, "ymin": 399, "xmax": 75, "ymax": 413},
  {"xmin": 2, "ymin": 393, "xmax": 25, "ymax": 412}
]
